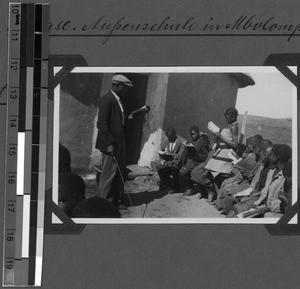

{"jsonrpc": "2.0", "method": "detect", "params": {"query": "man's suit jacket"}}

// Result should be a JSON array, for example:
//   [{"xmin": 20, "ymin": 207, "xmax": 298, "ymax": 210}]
[
  {"xmin": 95, "ymin": 90, "xmax": 125, "ymax": 153},
  {"xmin": 161, "ymin": 136, "xmax": 185, "ymax": 159}
]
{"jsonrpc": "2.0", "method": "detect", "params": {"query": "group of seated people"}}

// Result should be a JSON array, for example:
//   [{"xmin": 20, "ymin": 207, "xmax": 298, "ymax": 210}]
[
  {"xmin": 59, "ymin": 143, "xmax": 121, "ymax": 218},
  {"xmin": 154, "ymin": 107, "xmax": 293, "ymax": 218}
]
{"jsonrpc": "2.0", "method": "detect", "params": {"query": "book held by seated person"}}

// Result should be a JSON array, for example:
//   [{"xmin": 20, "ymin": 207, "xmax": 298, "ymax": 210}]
[
  {"xmin": 208, "ymin": 121, "xmax": 220, "ymax": 134},
  {"xmin": 158, "ymin": 150, "xmax": 174, "ymax": 161},
  {"xmin": 234, "ymin": 187, "xmax": 252, "ymax": 197},
  {"xmin": 184, "ymin": 142, "xmax": 197, "ymax": 153},
  {"xmin": 228, "ymin": 149, "xmax": 254, "ymax": 175}
]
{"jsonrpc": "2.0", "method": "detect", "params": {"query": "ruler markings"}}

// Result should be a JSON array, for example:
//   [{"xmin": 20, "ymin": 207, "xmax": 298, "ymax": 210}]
[
  {"xmin": 18, "ymin": 3, "xmax": 35, "ymax": 285},
  {"xmin": 3, "ymin": 3, "xmax": 21, "ymax": 286},
  {"xmin": 4, "ymin": 3, "xmax": 49, "ymax": 286}
]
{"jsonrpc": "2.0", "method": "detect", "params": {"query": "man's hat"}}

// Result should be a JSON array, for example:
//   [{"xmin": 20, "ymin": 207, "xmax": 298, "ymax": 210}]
[{"xmin": 111, "ymin": 74, "xmax": 133, "ymax": 87}]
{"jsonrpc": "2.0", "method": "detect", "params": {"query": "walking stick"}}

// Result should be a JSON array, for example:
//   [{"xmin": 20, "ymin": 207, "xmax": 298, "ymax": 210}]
[{"xmin": 112, "ymin": 155, "xmax": 135, "ymax": 208}]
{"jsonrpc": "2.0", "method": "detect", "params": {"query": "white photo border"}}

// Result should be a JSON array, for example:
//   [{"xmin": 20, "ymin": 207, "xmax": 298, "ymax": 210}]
[{"xmin": 52, "ymin": 66, "xmax": 298, "ymax": 224}]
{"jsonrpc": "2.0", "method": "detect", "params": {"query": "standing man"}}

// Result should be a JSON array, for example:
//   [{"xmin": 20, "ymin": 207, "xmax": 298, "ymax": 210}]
[{"xmin": 95, "ymin": 74, "xmax": 133, "ymax": 209}]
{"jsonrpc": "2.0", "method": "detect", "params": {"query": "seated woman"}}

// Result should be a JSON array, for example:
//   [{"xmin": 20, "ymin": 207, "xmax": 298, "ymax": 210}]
[
  {"xmin": 215, "ymin": 138, "xmax": 272, "ymax": 212},
  {"xmin": 190, "ymin": 107, "xmax": 239, "ymax": 202},
  {"xmin": 229, "ymin": 144, "xmax": 292, "ymax": 218}
]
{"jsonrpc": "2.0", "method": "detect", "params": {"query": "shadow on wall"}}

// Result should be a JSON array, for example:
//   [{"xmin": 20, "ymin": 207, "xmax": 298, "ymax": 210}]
[
  {"xmin": 59, "ymin": 73, "xmax": 103, "ymax": 172},
  {"xmin": 163, "ymin": 73, "xmax": 240, "ymax": 140}
]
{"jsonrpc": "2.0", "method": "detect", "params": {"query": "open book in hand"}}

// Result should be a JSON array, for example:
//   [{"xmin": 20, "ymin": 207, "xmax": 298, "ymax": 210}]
[
  {"xmin": 131, "ymin": 105, "xmax": 150, "ymax": 115},
  {"xmin": 208, "ymin": 121, "xmax": 220, "ymax": 134},
  {"xmin": 184, "ymin": 143, "xmax": 197, "ymax": 153},
  {"xmin": 227, "ymin": 149, "xmax": 239, "ymax": 164},
  {"xmin": 158, "ymin": 150, "xmax": 174, "ymax": 161},
  {"xmin": 228, "ymin": 149, "xmax": 254, "ymax": 174},
  {"xmin": 234, "ymin": 187, "xmax": 252, "ymax": 197}
]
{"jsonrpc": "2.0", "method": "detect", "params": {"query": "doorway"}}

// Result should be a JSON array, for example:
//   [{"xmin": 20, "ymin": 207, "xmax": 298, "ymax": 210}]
[{"xmin": 121, "ymin": 73, "xmax": 149, "ymax": 164}]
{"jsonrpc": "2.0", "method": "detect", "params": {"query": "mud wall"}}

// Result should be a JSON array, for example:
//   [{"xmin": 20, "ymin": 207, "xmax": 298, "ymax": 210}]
[
  {"xmin": 59, "ymin": 90, "xmax": 98, "ymax": 172},
  {"xmin": 163, "ymin": 73, "xmax": 239, "ymax": 140},
  {"xmin": 59, "ymin": 72, "xmax": 103, "ymax": 172},
  {"xmin": 138, "ymin": 73, "xmax": 169, "ymax": 166}
]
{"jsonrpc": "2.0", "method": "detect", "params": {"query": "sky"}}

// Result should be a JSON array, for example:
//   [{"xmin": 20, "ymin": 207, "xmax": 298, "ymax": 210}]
[{"xmin": 235, "ymin": 70, "xmax": 295, "ymax": 119}]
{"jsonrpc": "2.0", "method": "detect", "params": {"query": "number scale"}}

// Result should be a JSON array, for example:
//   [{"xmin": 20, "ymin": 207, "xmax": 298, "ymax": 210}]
[
  {"xmin": 3, "ymin": 3, "xmax": 49, "ymax": 287},
  {"xmin": 3, "ymin": 3, "xmax": 21, "ymax": 286}
]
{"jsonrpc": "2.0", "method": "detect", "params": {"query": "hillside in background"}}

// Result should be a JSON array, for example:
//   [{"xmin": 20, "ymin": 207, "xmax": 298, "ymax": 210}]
[{"xmin": 237, "ymin": 114, "xmax": 293, "ymax": 147}]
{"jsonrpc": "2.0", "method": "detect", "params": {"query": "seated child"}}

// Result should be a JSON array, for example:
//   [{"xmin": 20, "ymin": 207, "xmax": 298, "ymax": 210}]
[
  {"xmin": 229, "ymin": 144, "xmax": 292, "ymax": 218},
  {"xmin": 225, "ymin": 140, "xmax": 273, "ymax": 217},
  {"xmin": 214, "ymin": 136, "xmax": 263, "ymax": 210},
  {"xmin": 215, "ymin": 138, "xmax": 272, "ymax": 211}
]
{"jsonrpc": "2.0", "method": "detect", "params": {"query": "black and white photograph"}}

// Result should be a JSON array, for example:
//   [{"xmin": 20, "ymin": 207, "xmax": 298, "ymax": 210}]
[
  {"xmin": 3, "ymin": 1, "xmax": 300, "ymax": 288},
  {"xmin": 52, "ymin": 66, "xmax": 297, "ymax": 223}
]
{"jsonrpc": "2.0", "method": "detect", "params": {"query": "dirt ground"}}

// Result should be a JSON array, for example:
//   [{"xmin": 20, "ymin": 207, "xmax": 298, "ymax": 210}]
[{"xmin": 84, "ymin": 165, "xmax": 225, "ymax": 219}]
